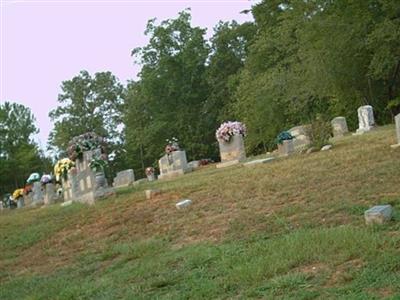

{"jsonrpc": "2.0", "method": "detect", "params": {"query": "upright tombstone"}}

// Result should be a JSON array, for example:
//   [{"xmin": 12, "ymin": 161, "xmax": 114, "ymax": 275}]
[
  {"xmin": 331, "ymin": 117, "xmax": 348, "ymax": 137},
  {"xmin": 43, "ymin": 183, "xmax": 57, "ymax": 205},
  {"xmin": 356, "ymin": 105, "xmax": 375, "ymax": 134},
  {"xmin": 288, "ymin": 125, "xmax": 311, "ymax": 151},
  {"xmin": 62, "ymin": 169, "xmax": 78, "ymax": 202},
  {"xmin": 17, "ymin": 198, "xmax": 24, "ymax": 208},
  {"xmin": 391, "ymin": 113, "xmax": 400, "ymax": 148},
  {"xmin": 113, "ymin": 169, "xmax": 135, "ymax": 188},
  {"xmin": 158, "ymin": 150, "xmax": 192, "ymax": 180},
  {"xmin": 278, "ymin": 140, "xmax": 295, "ymax": 156},
  {"xmin": 218, "ymin": 135, "xmax": 246, "ymax": 164},
  {"xmin": 32, "ymin": 182, "xmax": 44, "ymax": 205}
]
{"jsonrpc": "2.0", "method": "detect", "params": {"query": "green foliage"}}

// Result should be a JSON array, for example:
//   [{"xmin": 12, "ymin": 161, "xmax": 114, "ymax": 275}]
[{"xmin": 309, "ymin": 117, "xmax": 332, "ymax": 149}]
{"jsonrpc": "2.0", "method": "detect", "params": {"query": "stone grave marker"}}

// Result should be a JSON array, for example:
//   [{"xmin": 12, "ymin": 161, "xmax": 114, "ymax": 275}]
[
  {"xmin": 278, "ymin": 140, "xmax": 295, "ymax": 156},
  {"xmin": 32, "ymin": 181, "xmax": 44, "ymax": 205},
  {"xmin": 113, "ymin": 169, "xmax": 135, "ymax": 188},
  {"xmin": 288, "ymin": 125, "xmax": 311, "ymax": 151},
  {"xmin": 158, "ymin": 150, "xmax": 192, "ymax": 180},
  {"xmin": 331, "ymin": 117, "xmax": 348, "ymax": 137},
  {"xmin": 43, "ymin": 183, "xmax": 57, "ymax": 205},
  {"xmin": 364, "ymin": 205, "xmax": 392, "ymax": 225},
  {"xmin": 217, "ymin": 135, "xmax": 246, "ymax": 168},
  {"xmin": 390, "ymin": 113, "xmax": 400, "ymax": 149},
  {"xmin": 356, "ymin": 105, "xmax": 375, "ymax": 134},
  {"xmin": 176, "ymin": 199, "xmax": 192, "ymax": 209}
]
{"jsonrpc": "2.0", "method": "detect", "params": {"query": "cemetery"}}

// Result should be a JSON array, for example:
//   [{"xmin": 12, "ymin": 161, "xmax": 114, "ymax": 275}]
[{"xmin": 2, "ymin": 1, "xmax": 400, "ymax": 297}]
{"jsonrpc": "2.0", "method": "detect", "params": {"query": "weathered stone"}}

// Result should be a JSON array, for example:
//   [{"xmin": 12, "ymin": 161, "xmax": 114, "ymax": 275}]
[
  {"xmin": 176, "ymin": 199, "xmax": 192, "ymax": 209},
  {"xmin": 218, "ymin": 135, "xmax": 246, "ymax": 163},
  {"xmin": 61, "ymin": 200, "xmax": 73, "ymax": 207},
  {"xmin": 113, "ymin": 169, "xmax": 135, "ymax": 188},
  {"xmin": 43, "ymin": 183, "xmax": 57, "ymax": 205},
  {"xmin": 288, "ymin": 125, "xmax": 311, "ymax": 151},
  {"xmin": 331, "ymin": 117, "xmax": 348, "ymax": 137},
  {"xmin": 188, "ymin": 160, "xmax": 200, "ymax": 169},
  {"xmin": 145, "ymin": 189, "xmax": 161, "ymax": 200},
  {"xmin": 147, "ymin": 174, "xmax": 156, "ymax": 181},
  {"xmin": 243, "ymin": 157, "xmax": 275, "ymax": 167},
  {"xmin": 216, "ymin": 159, "xmax": 241, "ymax": 169},
  {"xmin": 356, "ymin": 105, "xmax": 375, "ymax": 134},
  {"xmin": 32, "ymin": 182, "xmax": 44, "ymax": 204},
  {"xmin": 17, "ymin": 198, "xmax": 24, "ymax": 208},
  {"xmin": 158, "ymin": 150, "xmax": 192, "ymax": 180},
  {"xmin": 364, "ymin": 205, "xmax": 392, "ymax": 225},
  {"xmin": 133, "ymin": 178, "xmax": 149, "ymax": 186},
  {"xmin": 321, "ymin": 144, "xmax": 333, "ymax": 151},
  {"xmin": 278, "ymin": 140, "xmax": 295, "ymax": 156},
  {"xmin": 391, "ymin": 113, "xmax": 400, "ymax": 148}
]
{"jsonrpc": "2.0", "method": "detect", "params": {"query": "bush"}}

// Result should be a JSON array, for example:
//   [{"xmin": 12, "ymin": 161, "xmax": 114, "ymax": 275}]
[{"xmin": 308, "ymin": 117, "xmax": 331, "ymax": 149}]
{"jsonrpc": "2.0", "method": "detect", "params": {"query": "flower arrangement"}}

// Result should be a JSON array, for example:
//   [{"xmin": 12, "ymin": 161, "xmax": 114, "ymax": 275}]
[
  {"xmin": 89, "ymin": 156, "xmax": 108, "ymax": 173},
  {"xmin": 26, "ymin": 173, "xmax": 40, "ymax": 184},
  {"xmin": 145, "ymin": 167, "xmax": 155, "ymax": 176},
  {"xmin": 276, "ymin": 131, "xmax": 294, "ymax": 145},
  {"xmin": 165, "ymin": 137, "xmax": 180, "ymax": 154},
  {"xmin": 12, "ymin": 188, "xmax": 24, "ymax": 200},
  {"xmin": 54, "ymin": 158, "xmax": 75, "ymax": 181},
  {"xmin": 67, "ymin": 132, "xmax": 106, "ymax": 161},
  {"xmin": 215, "ymin": 121, "xmax": 247, "ymax": 143},
  {"xmin": 40, "ymin": 174, "xmax": 52, "ymax": 185}
]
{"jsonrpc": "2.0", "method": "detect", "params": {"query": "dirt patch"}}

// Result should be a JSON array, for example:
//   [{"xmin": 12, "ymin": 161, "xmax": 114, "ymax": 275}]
[{"xmin": 325, "ymin": 259, "xmax": 364, "ymax": 287}]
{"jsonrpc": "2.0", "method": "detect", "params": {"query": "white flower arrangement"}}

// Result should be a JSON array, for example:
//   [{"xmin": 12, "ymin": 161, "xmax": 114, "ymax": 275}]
[{"xmin": 215, "ymin": 121, "xmax": 247, "ymax": 143}]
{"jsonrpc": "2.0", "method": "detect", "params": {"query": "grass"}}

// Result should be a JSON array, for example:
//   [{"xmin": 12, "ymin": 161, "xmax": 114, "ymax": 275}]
[{"xmin": 1, "ymin": 125, "xmax": 400, "ymax": 299}]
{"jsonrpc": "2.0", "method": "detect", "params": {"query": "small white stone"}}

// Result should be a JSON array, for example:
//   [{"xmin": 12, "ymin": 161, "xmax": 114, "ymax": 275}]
[
  {"xmin": 176, "ymin": 199, "xmax": 192, "ymax": 209},
  {"xmin": 364, "ymin": 205, "xmax": 392, "ymax": 225},
  {"xmin": 61, "ymin": 200, "xmax": 73, "ymax": 207},
  {"xmin": 321, "ymin": 145, "xmax": 332, "ymax": 151}
]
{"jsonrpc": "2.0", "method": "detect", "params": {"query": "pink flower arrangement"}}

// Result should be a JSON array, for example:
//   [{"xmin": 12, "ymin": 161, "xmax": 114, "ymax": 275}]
[
  {"xmin": 145, "ymin": 167, "xmax": 155, "ymax": 176},
  {"xmin": 215, "ymin": 121, "xmax": 247, "ymax": 143},
  {"xmin": 165, "ymin": 137, "xmax": 180, "ymax": 154}
]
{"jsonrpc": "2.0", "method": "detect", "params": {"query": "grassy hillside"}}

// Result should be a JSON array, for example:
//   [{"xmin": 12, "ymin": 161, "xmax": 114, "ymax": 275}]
[{"xmin": 1, "ymin": 126, "xmax": 400, "ymax": 299}]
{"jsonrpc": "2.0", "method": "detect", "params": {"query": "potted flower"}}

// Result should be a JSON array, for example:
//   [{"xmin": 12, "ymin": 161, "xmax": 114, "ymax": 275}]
[
  {"xmin": 276, "ymin": 131, "xmax": 295, "ymax": 156},
  {"xmin": 145, "ymin": 167, "xmax": 156, "ymax": 181},
  {"xmin": 216, "ymin": 121, "xmax": 247, "ymax": 143},
  {"xmin": 54, "ymin": 158, "xmax": 75, "ymax": 182},
  {"xmin": 26, "ymin": 173, "xmax": 40, "ymax": 184},
  {"xmin": 40, "ymin": 174, "xmax": 53, "ymax": 186},
  {"xmin": 165, "ymin": 137, "xmax": 180, "ymax": 154}
]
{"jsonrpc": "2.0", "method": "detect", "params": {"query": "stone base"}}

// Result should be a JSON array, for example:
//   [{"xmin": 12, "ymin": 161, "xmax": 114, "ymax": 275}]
[
  {"xmin": 158, "ymin": 168, "xmax": 192, "ymax": 180},
  {"xmin": 354, "ymin": 126, "xmax": 375, "ymax": 135},
  {"xmin": 390, "ymin": 143, "xmax": 400, "ymax": 149},
  {"xmin": 243, "ymin": 157, "xmax": 275, "ymax": 167},
  {"xmin": 216, "ymin": 159, "xmax": 241, "ymax": 169},
  {"xmin": 73, "ymin": 187, "xmax": 116, "ymax": 205}
]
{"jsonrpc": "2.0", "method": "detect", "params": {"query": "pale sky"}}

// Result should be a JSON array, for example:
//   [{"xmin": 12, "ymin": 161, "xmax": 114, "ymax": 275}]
[{"xmin": 1, "ymin": 0, "xmax": 257, "ymax": 149}]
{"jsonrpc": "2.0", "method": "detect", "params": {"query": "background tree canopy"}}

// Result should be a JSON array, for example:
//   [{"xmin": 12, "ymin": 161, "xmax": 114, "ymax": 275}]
[{"xmin": 2, "ymin": 0, "xmax": 399, "ymax": 189}]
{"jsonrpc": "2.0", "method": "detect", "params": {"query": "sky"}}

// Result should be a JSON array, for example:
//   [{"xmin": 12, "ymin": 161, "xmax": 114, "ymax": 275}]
[{"xmin": 0, "ymin": 0, "xmax": 257, "ymax": 149}]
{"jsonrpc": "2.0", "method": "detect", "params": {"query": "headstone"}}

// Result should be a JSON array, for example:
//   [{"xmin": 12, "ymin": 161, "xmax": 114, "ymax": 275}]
[
  {"xmin": 218, "ymin": 134, "xmax": 246, "ymax": 165},
  {"xmin": 243, "ymin": 157, "xmax": 275, "ymax": 167},
  {"xmin": 331, "ymin": 117, "xmax": 348, "ymax": 137},
  {"xmin": 43, "ymin": 183, "xmax": 57, "ymax": 205},
  {"xmin": 113, "ymin": 169, "xmax": 135, "ymax": 188},
  {"xmin": 32, "ymin": 182, "xmax": 44, "ymax": 204},
  {"xmin": 158, "ymin": 150, "xmax": 192, "ymax": 180},
  {"xmin": 147, "ymin": 174, "xmax": 156, "ymax": 181},
  {"xmin": 278, "ymin": 139, "xmax": 295, "ymax": 156},
  {"xmin": 390, "ymin": 113, "xmax": 400, "ymax": 149},
  {"xmin": 17, "ymin": 198, "xmax": 24, "ymax": 208},
  {"xmin": 364, "ymin": 205, "xmax": 392, "ymax": 225},
  {"xmin": 356, "ymin": 105, "xmax": 375, "ymax": 134},
  {"xmin": 321, "ymin": 144, "xmax": 333, "ymax": 151},
  {"xmin": 176, "ymin": 199, "xmax": 192, "ymax": 209},
  {"xmin": 288, "ymin": 125, "xmax": 311, "ymax": 151},
  {"xmin": 0, "ymin": 202, "xmax": 3, "ymax": 210},
  {"xmin": 188, "ymin": 161, "xmax": 200, "ymax": 169},
  {"xmin": 145, "ymin": 189, "xmax": 161, "ymax": 200}
]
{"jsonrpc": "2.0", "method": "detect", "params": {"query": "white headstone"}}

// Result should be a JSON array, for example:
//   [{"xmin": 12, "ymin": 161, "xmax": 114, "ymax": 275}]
[
  {"xmin": 356, "ymin": 105, "xmax": 375, "ymax": 134},
  {"xmin": 158, "ymin": 150, "xmax": 192, "ymax": 180},
  {"xmin": 395, "ymin": 113, "xmax": 400, "ymax": 144}
]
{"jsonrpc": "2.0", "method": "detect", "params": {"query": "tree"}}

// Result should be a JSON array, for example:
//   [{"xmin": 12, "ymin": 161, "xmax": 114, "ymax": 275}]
[
  {"xmin": 0, "ymin": 102, "xmax": 50, "ymax": 196},
  {"xmin": 49, "ymin": 70, "xmax": 125, "ymax": 155}
]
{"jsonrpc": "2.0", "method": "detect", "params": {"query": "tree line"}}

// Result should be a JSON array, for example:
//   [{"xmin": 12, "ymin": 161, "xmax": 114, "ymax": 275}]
[{"xmin": 2, "ymin": 0, "xmax": 399, "ymax": 191}]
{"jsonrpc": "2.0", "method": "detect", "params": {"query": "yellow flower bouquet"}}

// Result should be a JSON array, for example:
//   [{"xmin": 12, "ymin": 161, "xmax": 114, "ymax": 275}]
[
  {"xmin": 54, "ymin": 158, "xmax": 75, "ymax": 181},
  {"xmin": 12, "ymin": 188, "xmax": 24, "ymax": 200}
]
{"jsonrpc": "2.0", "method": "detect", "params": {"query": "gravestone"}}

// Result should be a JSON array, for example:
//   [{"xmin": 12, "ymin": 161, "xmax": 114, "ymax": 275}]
[
  {"xmin": 364, "ymin": 205, "xmax": 392, "ymax": 225},
  {"xmin": 288, "ymin": 125, "xmax": 311, "ymax": 151},
  {"xmin": 331, "ymin": 117, "xmax": 348, "ymax": 137},
  {"xmin": 158, "ymin": 150, "xmax": 192, "ymax": 180},
  {"xmin": 17, "ymin": 198, "xmax": 24, "ymax": 208},
  {"xmin": 43, "ymin": 183, "xmax": 57, "ymax": 205},
  {"xmin": 147, "ymin": 173, "xmax": 156, "ymax": 181},
  {"xmin": 113, "ymin": 169, "xmax": 135, "ymax": 188},
  {"xmin": 32, "ymin": 182, "xmax": 44, "ymax": 205},
  {"xmin": 356, "ymin": 105, "xmax": 375, "ymax": 134},
  {"xmin": 278, "ymin": 140, "xmax": 295, "ymax": 156},
  {"xmin": 390, "ymin": 113, "xmax": 400, "ymax": 148},
  {"xmin": 216, "ymin": 135, "xmax": 246, "ymax": 168}
]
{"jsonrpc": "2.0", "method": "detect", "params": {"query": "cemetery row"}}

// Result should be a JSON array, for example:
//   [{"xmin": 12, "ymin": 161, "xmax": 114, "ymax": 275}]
[{"xmin": 1, "ymin": 106, "xmax": 399, "ymax": 224}]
